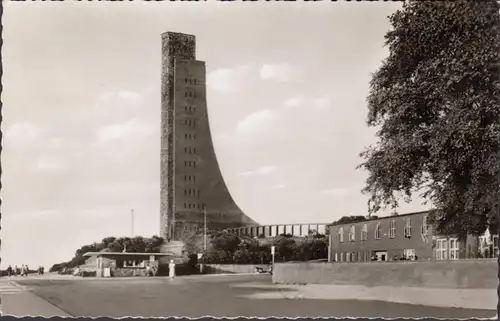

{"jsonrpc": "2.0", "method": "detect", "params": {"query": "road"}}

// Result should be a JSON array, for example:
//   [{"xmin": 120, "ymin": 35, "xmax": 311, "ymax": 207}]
[{"xmin": 3, "ymin": 274, "xmax": 496, "ymax": 318}]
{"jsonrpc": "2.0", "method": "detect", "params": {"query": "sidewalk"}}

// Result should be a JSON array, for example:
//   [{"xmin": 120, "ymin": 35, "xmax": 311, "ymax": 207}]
[{"xmin": 1, "ymin": 281, "xmax": 71, "ymax": 317}]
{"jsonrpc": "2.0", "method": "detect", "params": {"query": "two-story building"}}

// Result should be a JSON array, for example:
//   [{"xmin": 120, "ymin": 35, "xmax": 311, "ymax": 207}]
[{"xmin": 327, "ymin": 211, "xmax": 472, "ymax": 262}]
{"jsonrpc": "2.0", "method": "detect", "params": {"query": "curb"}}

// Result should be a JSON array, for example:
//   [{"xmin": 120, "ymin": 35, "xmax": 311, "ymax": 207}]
[{"xmin": 178, "ymin": 272, "xmax": 264, "ymax": 279}]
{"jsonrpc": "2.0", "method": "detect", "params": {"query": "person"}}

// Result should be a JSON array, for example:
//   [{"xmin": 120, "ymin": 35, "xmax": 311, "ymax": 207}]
[
  {"xmin": 151, "ymin": 263, "xmax": 158, "ymax": 277},
  {"xmin": 6, "ymin": 265, "xmax": 13, "ymax": 277},
  {"xmin": 168, "ymin": 260, "xmax": 175, "ymax": 279},
  {"xmin": 14, "ymin": 265, "xmax": 19, "ymax": 276},
  {"xmin": 146, "ymin": 264, "xmax": 151, "ymax": 277},
  {"xmin": 25, "ymin": 265, "xmax": 30, "ymax": 276}
]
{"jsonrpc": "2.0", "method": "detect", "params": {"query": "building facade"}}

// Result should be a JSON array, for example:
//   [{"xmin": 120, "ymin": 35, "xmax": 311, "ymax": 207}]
[
  {"xmin": 328, "ymin": 211, "xmax": 475, "ymax": 262},
  {"xmin": 160, "ymin": 32, "xmax": 257, "ymax": 240}
]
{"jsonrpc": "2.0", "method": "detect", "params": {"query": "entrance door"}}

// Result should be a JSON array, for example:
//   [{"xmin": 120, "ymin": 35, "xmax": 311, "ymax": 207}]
[{"xmin": 374, "ymin": 251, "xmax": 388, "ymax": 262}]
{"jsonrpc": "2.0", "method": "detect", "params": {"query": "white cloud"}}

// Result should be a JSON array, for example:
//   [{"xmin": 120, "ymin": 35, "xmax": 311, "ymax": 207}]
[
  {"xmin": 6, "ymin": 209, "xmax": 60, "ymax": 218},
  {"xmin": 271, "ymin": 184, "xmax": 287, "ymax": 189},
  {"xmin": 283, "ymin": 94, "xmax": 332, "ymax": 110},
  {"xmin": 239, "ymin": 165, "xmax": 278, "ymax": 177},
  {"xmin": 99, "ymin": 90, "xmax": 143, "ymax": 106},
  {"xmin": 5, "ymin": 122, "xmax": 39, "ymax": 146},
  {"xmin": 311, "ymin": 95, "xmax": 332, "ymax": 110},
  {"xmin": 236, "ymin": 109, "xmax": 281, "ymax": 136},
  {"xmin": 320, "ymin": 187, "xmax": 351, "ymax": 197},
  {"xmin": 260, "ymin": 63, "xmax": 294, "ymax": 82},
  {"xmin": 117, "ymin": 91, "xmax": 143, "ymax": 104},
  {"xmin": 283, "ymin": 96, "xmax": 305, "ymax": 109},
  {"xmin": 48, "ymin": 137, "xmax": 64, "ymax": 148},
  {"xmin": 35, "ymin": 156, "xmax": 69, "ymax": 172},
  {"xmin": 96, "ymin": 119, "xmax": 154, "ymax": 144},
  {"xmin": 207, "ymin": 65, "xmax": 251, "ymax": 93},
  {"xmin": 93, "ymin": 183, "xmax": 157, "ymax": 196},
  {"xmin": 79, "ymin": 208, "xmax": 116, "ymax": 219}
]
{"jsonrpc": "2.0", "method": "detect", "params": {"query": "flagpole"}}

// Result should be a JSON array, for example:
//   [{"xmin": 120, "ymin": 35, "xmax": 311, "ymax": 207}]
[
  {"xmin": 204, "ymin": 206, "xmax": 207, "ymax": 251},
  {"xmin": 131, "ymin": 209, "xmax": 135, "ymax": 237}
]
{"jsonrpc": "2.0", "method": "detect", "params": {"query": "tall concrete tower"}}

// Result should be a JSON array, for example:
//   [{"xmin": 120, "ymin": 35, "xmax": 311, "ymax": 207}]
[{"xmin": 160, "ymin": 32, "xmax": 257, "ymax": 241}]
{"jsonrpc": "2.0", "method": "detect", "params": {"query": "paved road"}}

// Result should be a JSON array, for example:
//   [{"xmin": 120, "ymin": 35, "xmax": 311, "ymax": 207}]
[{"xmin": 8, "ymin": 274, "xmax": 496, "ymax": 318}]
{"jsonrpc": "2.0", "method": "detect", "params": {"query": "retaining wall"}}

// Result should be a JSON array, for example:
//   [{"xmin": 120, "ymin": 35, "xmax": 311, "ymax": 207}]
[
  {"xmin": 203, "ymin": 264, "xmax": 270, "ymax": 274},
  {"xmin": 273, "ymin": 259, "xmax": 498, "ymax": 289}
]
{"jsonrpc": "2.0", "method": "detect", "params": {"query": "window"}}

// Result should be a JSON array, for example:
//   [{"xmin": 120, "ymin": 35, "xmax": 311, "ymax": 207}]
[
  {"xmin": 449, "ymin": 238, "xmax": 459, "ymax": 260},
  {"xmin": 404, "ymin": 217, "xmax": 412, "ymax": 238},
  {"xmin": 337, "ymin": 227, "xmax": 344, "ymax": 243},
  {"xmin": 421, "ymin": 215, "xmax": 429, "ymax": 235},
  {"xmin": 349, "ymin": 225, "xmax": 356, "ymax": 242},
  {"xmin": 404, "ymin": 249, "xmax": 415, "ymax": 260},
  {"xmin": 352, "ymin": 252, "xmax": 357, "ymax": 262},
  {"xmin": 374, "ymin": 222, "xmax": 381, "ymax": 240},
  {"xmin": 340, "ymin": 253, "xmax": 344, "ymax": 262},
  {"xmin": 435, "ymin": 238, "xmax": 448, "ymax": 260},
  {"xmin": 334, "ymin": 253, "xmax": 338, "ymax": 262},
  {"xmin": 494, "ymin": 235, "xmax": 499, "ymax": 258},
  {"xmin": 361, "ymin": 224, "xmax": 368, "ymax": 241},
  {"xmin": 389, "ymin": 219, "xmax": 396, "ymax": 239}
]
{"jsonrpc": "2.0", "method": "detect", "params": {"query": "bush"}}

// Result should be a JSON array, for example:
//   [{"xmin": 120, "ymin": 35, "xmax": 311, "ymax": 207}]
[{"xmin": 195, "ymin": 233, "xmax": 328, "ymax": 264}]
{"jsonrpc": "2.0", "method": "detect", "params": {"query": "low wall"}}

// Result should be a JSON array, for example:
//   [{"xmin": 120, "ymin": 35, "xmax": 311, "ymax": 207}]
[
  {"xmin": 273, "ymin": 259, "xmax": 498, "ymax": 289},
  {"xmin": 113, "ymin": 268, "xmax": 148, "ymax": 277},
  {"xmin": 203, "ymin": 264, "xmax": 270, "ymax": 274}
]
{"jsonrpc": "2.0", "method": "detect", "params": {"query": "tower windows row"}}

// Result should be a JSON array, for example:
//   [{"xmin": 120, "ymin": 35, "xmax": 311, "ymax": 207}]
[
  {"xmin": 184, "ymin": 188, "xmax": 199, "ymax": 197},
  {"xmin": 184, "ymin": 118, "xmax": 196, "ymax": 127},
  {"xmin": 184, "ymin": 133, "xmax": 197, "ymax": 140},
  {"xmin": 183, "ymin": 202, "xmax": 206, "ymax": 210},
  {"xmin": 184, "ymin": 146, "xmax": 197, "ymax": 154},
  {"xmin": 184, "ymin": 91, "xmax": 197, "ymax": 98},
  {"xmin": 184, "ymin": 160, "xmax": 196, "ymax": 168},
  {"xmin": 184, "ymin": 174, "xmax": 196, "ymax": 182},
  {"xmin": 184, "ymin": 106, "xmax": 196, "ymax": 113},
  {"xmin": 184, "ymin": 78, "xmax": 197, "ymax": 85}
]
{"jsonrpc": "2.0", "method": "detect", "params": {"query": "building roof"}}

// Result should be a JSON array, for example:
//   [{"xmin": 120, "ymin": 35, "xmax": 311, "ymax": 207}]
[
  {"xmin": 328, "ymin": 210, "xmax": 430, "ymax": 227},
  {"xmin": 83, "ymin": 252, "xmax": 176, "ymax": 257}
]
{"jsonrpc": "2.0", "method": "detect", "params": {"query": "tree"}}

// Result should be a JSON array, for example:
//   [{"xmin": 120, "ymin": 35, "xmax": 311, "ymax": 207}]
[
  {"xmin": 358, "ymin": 1, "xmax": 500, "ymax": 239},
  {"xmin": 332, "ymin": 215, "xmax": 373, "ymax": 226},
  {"xmin": 49, "ymin": 235, "xmax": 165, "ymax": 272},
  {"xmin": 272, "ymin": 235, "xmax": 298, "ymax": 262}
]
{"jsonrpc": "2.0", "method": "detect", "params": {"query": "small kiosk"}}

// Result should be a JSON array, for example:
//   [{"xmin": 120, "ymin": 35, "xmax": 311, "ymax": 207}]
[{"xmin": 83, "ymin": 251, "xmax": 179, "ymax": 277}]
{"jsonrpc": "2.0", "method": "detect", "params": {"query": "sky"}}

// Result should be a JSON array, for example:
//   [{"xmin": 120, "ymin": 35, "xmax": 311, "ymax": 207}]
[{"xmin": 2, "ymin": 1, "xmax": 432, "ymax": 268}]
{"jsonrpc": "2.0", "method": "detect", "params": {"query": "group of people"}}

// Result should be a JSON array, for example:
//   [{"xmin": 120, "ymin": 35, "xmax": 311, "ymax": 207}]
[
  {"xmin": 6, "ymin": 264, "xmax": 29, "ymax": 276},
  {"xmin": 5, "ymin": 265, "xmax": 45, "ymax": 277}
]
